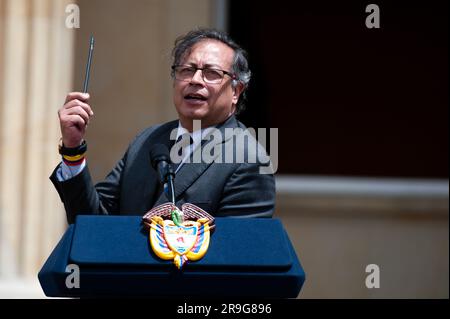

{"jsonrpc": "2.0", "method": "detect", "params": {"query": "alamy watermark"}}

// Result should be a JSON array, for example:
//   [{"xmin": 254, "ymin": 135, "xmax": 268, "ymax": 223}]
[
  {"xmin": 169, "ymin": 120, "xmax": 278, "ymax": 174},
  {"xmin": 65, "ymin": 264, "xmax": 80, "ymax": 289},
  {"xmin": 365, "ymin": 264, "xmax": 380, "ymax": 289},
  {"xmin": 365, "ymin": 4, "xmax": 380, "ymax": 29},
  {"xmin": 65, "ymin": 4, "xmax": 80, "ymax": 29}
]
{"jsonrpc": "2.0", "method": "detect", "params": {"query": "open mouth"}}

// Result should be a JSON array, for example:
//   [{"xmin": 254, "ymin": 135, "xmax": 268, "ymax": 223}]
[{"xmin": 184, "ymin": 93, "xmax": 208, "ymax": 102}]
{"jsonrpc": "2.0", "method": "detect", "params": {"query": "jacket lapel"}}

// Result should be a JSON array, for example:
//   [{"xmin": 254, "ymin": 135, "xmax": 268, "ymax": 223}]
[
  {"xmin": 153, "ymin": 115, "xmax": 239, "ymax": 205},
  {"xmin": 147, "ymin": 120, "xmax": 179, "ymax": 150},
  {"xmin": 144, "ymin": 120, "xmax": 178, "ymax": 207}
]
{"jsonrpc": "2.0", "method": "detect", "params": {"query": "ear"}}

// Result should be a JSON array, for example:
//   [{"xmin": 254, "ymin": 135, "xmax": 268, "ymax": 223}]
[{"xmin": 231, "ymin": 81, "xmax": 245, "ymax": 105}]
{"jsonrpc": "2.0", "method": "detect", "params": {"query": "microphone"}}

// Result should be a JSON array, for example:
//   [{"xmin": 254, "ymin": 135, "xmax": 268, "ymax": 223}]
[{"xmin": 149, "ymin": 144, "xmax": 175, "ymax": 204}]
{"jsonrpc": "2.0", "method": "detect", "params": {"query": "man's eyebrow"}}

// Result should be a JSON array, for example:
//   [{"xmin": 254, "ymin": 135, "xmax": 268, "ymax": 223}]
[
  {"xmin": 184, "ymin": 62, "xmax": 224, "ymax": 69},
  {"xmin": 203, "ymin": 63, "xmax": 223, "ymax": 69}
]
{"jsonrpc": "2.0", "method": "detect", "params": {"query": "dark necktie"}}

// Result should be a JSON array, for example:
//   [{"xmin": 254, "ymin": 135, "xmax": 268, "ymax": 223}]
[{"xmin": 173, "ymin": 133, "xmax": 194, "ymax": 171}]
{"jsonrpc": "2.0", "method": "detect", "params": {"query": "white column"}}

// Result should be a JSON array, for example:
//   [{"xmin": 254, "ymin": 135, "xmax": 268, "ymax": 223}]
[
  {"xmin": 40, "ymin": 0, "xmax": 74, "ymax": 274},
  {"xmin": 0, "ymin": 0, "xmax": 29, "ymax": 278},
  {"xmin": 0, "ymin": 0, "xmax": 74, "ymax": 280}
]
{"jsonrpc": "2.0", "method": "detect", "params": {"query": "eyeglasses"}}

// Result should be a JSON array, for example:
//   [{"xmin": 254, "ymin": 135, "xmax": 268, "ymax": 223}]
[{"xmin": 171, "ymin": 65, "xmax": 235, "ymax": 84}]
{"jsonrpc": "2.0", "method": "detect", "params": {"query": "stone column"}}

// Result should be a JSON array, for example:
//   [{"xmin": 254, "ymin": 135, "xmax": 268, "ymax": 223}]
[{"xmin": 0, "ymin": 0, "xmax": 75, "ymax": 279}]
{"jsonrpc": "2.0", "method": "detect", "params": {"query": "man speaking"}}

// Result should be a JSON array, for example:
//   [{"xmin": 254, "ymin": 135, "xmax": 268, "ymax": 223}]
[{"xmin": 50, "ymin": 28, "xmax": 275, "ymax": 224}]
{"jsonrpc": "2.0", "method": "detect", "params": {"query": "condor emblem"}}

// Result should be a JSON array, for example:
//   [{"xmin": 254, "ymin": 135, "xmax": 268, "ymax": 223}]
[{"xmin": 143, "ymin": 203, "xmax": 215, "ymax": 269}]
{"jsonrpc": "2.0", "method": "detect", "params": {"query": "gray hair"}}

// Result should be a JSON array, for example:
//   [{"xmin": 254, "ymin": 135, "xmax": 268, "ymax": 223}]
[{"xmin": 171, "ymin": 28, "xmax": 251, "ymax": 114}]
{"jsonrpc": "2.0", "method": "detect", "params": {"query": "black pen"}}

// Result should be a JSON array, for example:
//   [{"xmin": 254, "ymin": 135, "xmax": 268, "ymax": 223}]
[{"xmin": 82, "ymin": 35, "xmax": 94, "ymax": 93}]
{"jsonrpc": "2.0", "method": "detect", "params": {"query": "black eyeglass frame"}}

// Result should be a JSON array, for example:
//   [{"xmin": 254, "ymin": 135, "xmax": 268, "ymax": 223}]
[{"xmin": 171, "ymin": 64, "xmax": 236, "ymax": 83}]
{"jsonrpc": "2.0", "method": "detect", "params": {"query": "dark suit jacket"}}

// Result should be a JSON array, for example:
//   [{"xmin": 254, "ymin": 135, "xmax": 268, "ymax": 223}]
[{"xmin": 50, "ymin": 115, "xmax": 275, "ymax": 224}]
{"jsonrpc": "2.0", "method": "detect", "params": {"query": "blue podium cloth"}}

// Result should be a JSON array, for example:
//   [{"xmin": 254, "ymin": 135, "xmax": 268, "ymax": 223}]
[{"xmin": 39, "ymin": 216, "xmax": 305, "ymax": 297}]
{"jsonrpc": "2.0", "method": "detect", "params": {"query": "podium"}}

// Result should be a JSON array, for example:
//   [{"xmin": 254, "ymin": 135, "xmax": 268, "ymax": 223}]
[{"xmin": 38, "ymin": 216, "xmax": 305, "ymax": 297}]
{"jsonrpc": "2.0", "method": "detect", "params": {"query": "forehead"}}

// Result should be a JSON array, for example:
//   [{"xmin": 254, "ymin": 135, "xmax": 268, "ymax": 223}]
[{"xmin": 181, "ymin": 39, "xmax": 234, "ymax": 68}]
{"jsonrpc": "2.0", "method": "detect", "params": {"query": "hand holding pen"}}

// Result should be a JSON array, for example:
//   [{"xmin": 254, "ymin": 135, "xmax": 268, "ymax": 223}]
[{"xmin": 57, "ymin": 35, "xmax": 95, "ymax": 148}]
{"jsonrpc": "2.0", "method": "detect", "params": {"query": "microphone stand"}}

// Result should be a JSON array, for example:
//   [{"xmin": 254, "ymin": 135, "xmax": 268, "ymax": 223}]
[{"xmin": 166, "ymin": 166, "xmax": 176, "ymax": 205}]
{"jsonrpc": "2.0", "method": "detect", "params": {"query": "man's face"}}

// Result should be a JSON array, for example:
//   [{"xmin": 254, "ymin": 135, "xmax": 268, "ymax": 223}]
[{"xmin": 173, "ymin": 40, "xmax": 243, "ymax": 131}]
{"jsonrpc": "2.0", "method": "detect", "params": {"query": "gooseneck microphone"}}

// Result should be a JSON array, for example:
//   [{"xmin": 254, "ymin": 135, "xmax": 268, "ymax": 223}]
[{"xmin": 149, "ymin": 144, "xmax": 175, "ymax": 204}]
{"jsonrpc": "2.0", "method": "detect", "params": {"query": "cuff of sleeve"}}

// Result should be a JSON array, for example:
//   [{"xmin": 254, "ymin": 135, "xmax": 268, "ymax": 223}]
[{"xmin": 56, "ymin": 158, "xmax": 87, "ymax": 182}]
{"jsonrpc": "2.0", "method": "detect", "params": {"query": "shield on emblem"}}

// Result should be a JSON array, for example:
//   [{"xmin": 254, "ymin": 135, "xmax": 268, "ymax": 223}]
[
  {"xmin": 163, "ymin": 221, "xmax": 198, "ymax": 254},
  {"xmin": 143, "ymin": 203, "xmax": 215, "ymax": 269}
]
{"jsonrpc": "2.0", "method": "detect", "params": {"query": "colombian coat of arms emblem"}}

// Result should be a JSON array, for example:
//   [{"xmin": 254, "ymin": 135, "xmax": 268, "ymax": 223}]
[{"xmin": 142, "ymin": 203, "xmax": 215, "ymax": 269}]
